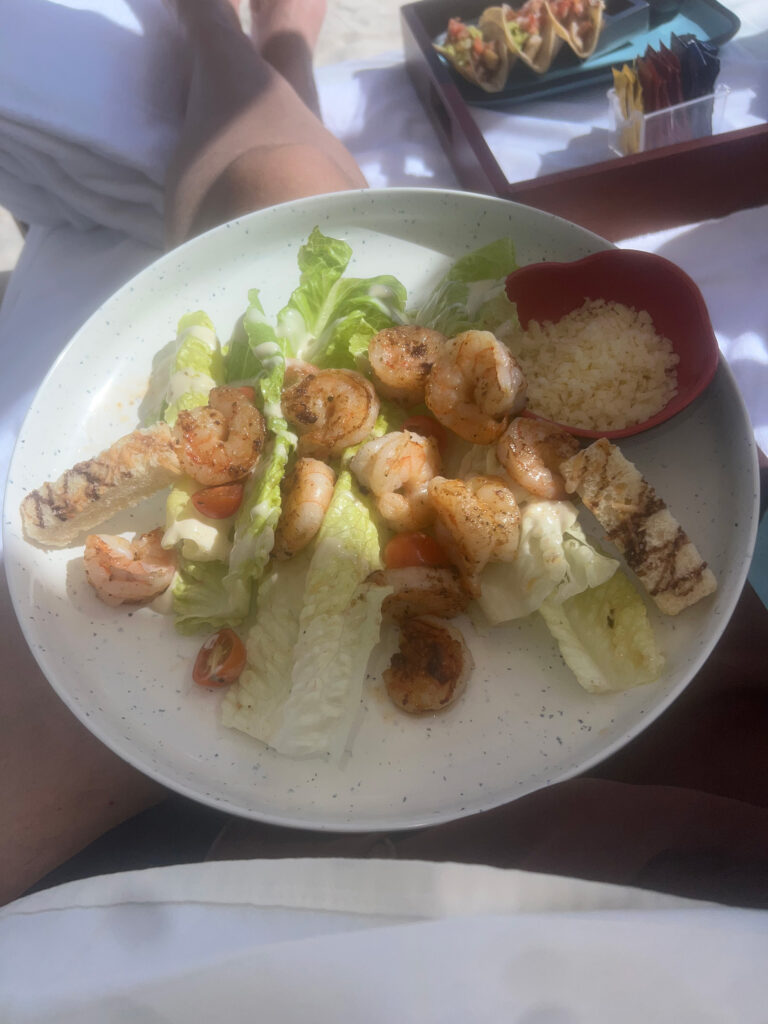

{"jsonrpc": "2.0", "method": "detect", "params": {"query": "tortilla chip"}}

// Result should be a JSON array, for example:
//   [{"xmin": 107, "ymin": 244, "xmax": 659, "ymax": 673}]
[
  {"xmin": 611, "ymin": 64, "xmax": 643, "ymax": 155},
  {"xmin": 480, "ymin": 4, "xmax": 563, "ymax": 75},
  {"xmin": 545, "ymin": 0, "xmax": 605, "ymax": 60}
]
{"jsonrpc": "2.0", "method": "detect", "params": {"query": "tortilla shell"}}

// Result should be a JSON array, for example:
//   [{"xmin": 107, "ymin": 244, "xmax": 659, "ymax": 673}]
[
  {"xmin": 434, "ymin": 19, "xmax": 510, "ymax": 93},
  {"xmin": 480, "ymin": 5, "xmax": 563, "ymax": 75},
  {"xmin": 545, "ymin": 0, "xmax": 605, "ymax": 59}
]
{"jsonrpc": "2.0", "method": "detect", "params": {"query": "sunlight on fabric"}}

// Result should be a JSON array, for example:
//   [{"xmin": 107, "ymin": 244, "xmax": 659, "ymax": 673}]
[
  {"xmin": 403, "ymin": 154, "xmax": 439, "ymax": 179},
  {"xmin": 720, "ymin": 331, "xmax": 768, "ymax": 365},
  {"xmin": 51, "ymin": 0, "xmax": 142, "ymax": 34}
]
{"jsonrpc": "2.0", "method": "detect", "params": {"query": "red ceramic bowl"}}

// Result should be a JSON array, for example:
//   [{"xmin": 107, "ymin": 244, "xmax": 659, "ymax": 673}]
[{"xmin": 504, "ymin": 248, "xmax": 720, "ymax": 439}]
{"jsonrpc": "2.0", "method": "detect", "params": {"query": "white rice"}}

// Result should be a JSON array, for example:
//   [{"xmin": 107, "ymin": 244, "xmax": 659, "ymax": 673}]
[{"xmin": 505, "ymin": 298, "xmax": 679, "ymax": 431}]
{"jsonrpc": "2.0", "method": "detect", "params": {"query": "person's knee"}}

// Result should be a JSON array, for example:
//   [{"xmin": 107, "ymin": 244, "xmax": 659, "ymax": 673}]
[{"xmin": 191, "ymin": 143, "xmax": 366, "ymax": 236}]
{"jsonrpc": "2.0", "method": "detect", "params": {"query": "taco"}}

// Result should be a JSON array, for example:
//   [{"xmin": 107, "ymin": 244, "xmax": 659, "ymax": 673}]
[
  {"xmin": 546, "ymin": 0, "xmax": 605, "ymax": 59},
  {"xmin": 434, "ymin": 16, "xmax": 510, "ymax": 93},
  {"xmin": 480, "ymin": 2, "xmax": 563, "ymax": 75}
]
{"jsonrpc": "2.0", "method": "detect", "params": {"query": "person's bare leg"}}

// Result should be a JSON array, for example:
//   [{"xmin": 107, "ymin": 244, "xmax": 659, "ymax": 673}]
[
  {"xmin": 250, "ymin": 0, "xmax": 326, "ymax": 116},
  {"xmin": 166, "ymin": 0, "xmax": 366, "ymax": 246},
  {"xmin": 0, "ymin": 583, "xmax": 167, "ymax": 906}
]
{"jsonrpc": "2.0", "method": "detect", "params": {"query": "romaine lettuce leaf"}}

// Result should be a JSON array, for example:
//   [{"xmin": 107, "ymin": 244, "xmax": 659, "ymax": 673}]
[
  {"xmin": 141, "ymin": 311, "xmax": 224, "ymax": 426},
  {"xmin": 270, "ymin": 469, "xmax": 388, "ymax": 758},
  {"xmin": 171, "ymin": 559, "xmax": 250, "ymax": 636},
  {"xmin": 163, "ymin": 311, "xmax": 225, "ymax": 425},
  {"xmin": 475, "ymin": 501, "xmax": 618, "ymax": 624},
  {"xmin": 224, "ymin": 289, "xmax": 284, "ymax": 387},
  {"xmin": 539, "ymin": 571, "xmax": 664, "ymax": 693},
  {"xmin": 552, "ymin": 524, "xmax": 620, "ymax": 604},
  {"xmin": 221, "ymin": 550, "xmax": 311, "ymax": 742},
  {"xmin": 277, "ymin": 227, "xmax": 353, "ymax": 353},
  {"xmin": 414, "ymin": 237, "xmax": 519, "ymax": 338},
  {"xmin": 276, "ymin": 227, "xmax": 408, "ymax": 369},
  {"xmin": 222, "ymin": 470, "xmax": 389, "ymax": 759}
]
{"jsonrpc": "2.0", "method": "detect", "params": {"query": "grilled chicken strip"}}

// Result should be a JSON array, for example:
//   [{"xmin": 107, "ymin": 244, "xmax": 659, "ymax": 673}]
[
  {"xmin": 20, "ymin": 423, "xmax": 183, "ymax": 547},
  {"xmin": 560, "ymin": 437, "xmax": 717, "ymax": 615}
]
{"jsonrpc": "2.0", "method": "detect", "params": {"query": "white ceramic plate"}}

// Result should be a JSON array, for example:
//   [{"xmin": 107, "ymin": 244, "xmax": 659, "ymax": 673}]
[{"xmin": 4, "ymin": 188, "xmax": 759, "ymax": 831}]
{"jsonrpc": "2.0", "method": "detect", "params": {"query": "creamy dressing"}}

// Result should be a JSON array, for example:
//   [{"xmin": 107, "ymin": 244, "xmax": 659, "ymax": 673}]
[
  {"xmin": 179, "ymin": 324, "xmax": 217, "ymax": 348},
  {"xmin": 263, "ymin": 398, "xmax": 284, "ymax": 421},
  {"xmin": 278, "ymin": 308, "xmax": 312, "ymax": 351},
  {"xmin": 251, "ymin": 340, "xmax": 283, "ymax": 372},
  {"xmin": 166, "ymin": 370, "xmax": 217, "ymax": 406},
  {"xmin": 163, "ymin": 517, "xmax": 232, "ymax": 563}
]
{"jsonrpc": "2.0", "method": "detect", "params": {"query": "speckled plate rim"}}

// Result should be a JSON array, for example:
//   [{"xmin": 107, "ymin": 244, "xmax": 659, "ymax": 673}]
[{"xmin": 3, "ymin": 188, "xmax": 760, "ymax": 831}]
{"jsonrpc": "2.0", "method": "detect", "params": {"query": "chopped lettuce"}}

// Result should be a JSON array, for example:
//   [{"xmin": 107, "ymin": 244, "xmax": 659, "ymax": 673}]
[
  {"xmin": 171, "ymin": 559, "xmax": 250, "ymax": 636},
  {"xmin": 222, "ymin": 470, "xmax": 389, "ymax": 759},
  {"xmin": 277, "ymin": 227, "xmax": 408, "ymax": 369},
  {"xmin": 414, "ymin": 237, "xmax": 519, "ymax": 338},
  {"xmin": 540, "ymin": 571, "xmax": 664, "ymax": 694},
  {"xmin": 475, "ymin": 501, "xmax": 618, "ymax": 624}
]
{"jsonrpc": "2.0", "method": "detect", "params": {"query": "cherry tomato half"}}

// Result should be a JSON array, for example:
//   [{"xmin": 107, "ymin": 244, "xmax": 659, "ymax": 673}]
[
  {"xmin": 384, "ymin": 532, "xmax": 451, "ymax": 570},
  {"xmin": 191, "ymin": 482, "xmax": 245, "ymax": 520},
  {"xmin": 402, "ymin": 415, "xmax": 448, "ymax": 454},
  {"xmin": 193, "ymin": 628, "xmax": 247, "ymax": 688}
]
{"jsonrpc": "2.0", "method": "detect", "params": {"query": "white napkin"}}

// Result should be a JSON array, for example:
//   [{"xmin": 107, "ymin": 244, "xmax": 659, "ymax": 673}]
[
  {"xmin": 618, "ymin": 207, "xmax": 768, "ymax": 456},
  {"xmin": 0, "ymin": 0, "xmax": 188, "ymax": 248}
]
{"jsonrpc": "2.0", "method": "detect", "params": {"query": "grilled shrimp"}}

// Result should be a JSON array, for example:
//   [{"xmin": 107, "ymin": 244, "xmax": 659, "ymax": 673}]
[
  {"xmin": 349, "ymin": 430, "xmax": 441, "ymax": 532},
  {"xmin": 174, "ymin": 386, "xmax": 265, "ymax": 487},
  {"xmin": 497, "ymin": 417, "xmax": 580, "ymax": 500},
  {"xmin": 428, "ymin": 474, "xmax": 521, "ymax": 595},
  {"xmin": 84, "ymin": 528, "xmax": 177, "ymax": 607},
  {"xmin": 283, "ymin": 358, "xmax": 317, "ymax": 386},
  {"xmin": 384, "ymin": 615, "xmax": 474, "ymax": 714},
  {"xmin": 425, "ymin": 330, "xmax": 527, "ymax": 444},
  {"xmin": 367, "ymin": 565, "xmax": 469, "ymax": 620},
  {"xmin": 282, "ymin": 368, "xmax": 380, "ymax": 458},
  {"xmin": 272, "ymin": 457, "xmax": 336, "ymax": 560},
  {"xmin": 368, "ymin": 325, "xmax": 446, "ymax": 404}
]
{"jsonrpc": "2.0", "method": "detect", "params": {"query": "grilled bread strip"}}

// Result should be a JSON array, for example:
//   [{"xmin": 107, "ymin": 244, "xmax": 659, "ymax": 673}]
[
  {"xmin": 560, "ymin": 438, "xmax": 716, "ymax": 615},
  {"xmin": 20, "ymin": 423, "xmax": 183, "ymax": 548}
]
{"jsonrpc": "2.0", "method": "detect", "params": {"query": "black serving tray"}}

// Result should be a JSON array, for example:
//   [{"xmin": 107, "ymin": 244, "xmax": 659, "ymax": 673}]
[{"xmin": 412, "ymin": 0, "xmax": 741, "ymax": 107}]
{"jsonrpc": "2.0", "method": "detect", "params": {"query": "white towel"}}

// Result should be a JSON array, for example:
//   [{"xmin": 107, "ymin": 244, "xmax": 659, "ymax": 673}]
[
  {"xmin": 0, "ymin": 0, "xmax": 188, "ymax": 247},
  {"xmin": 3, "ymin": 859, "xmax": 768, "ymax": 1023}
]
